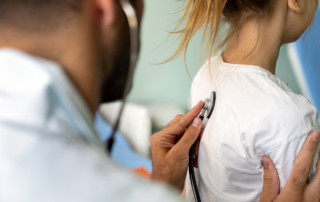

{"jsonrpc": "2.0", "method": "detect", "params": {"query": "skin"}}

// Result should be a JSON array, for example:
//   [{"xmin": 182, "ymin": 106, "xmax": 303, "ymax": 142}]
[
  {"xmin": 0, "ymin": 1, "xmax": 102, "ymax": 113},
  {"xmin": 0, "ymin": 0, "xmax": 319, "ymax": 201},
  {"xmin": 222, "ymin": 0, "xmax": 318, "ymax": 75}
]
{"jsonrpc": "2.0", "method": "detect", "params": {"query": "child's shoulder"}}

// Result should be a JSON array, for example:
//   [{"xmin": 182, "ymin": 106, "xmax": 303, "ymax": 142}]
[
  {"xmin": 252, "ymin": 89, "xmax": 319, "ymax": 154},
  {"xmin": 264, "ymin": 89, "xmax": 319, "ymax": 128}
]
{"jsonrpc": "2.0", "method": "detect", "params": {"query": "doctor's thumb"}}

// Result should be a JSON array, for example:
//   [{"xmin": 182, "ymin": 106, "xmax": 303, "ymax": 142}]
[
  {"xmin": 259, "ymin": 156, "xmax": 280, "ymax": 202},
  {"xmin": 174, "ymin": 117, "xmax": 202, "ymax": 156}
]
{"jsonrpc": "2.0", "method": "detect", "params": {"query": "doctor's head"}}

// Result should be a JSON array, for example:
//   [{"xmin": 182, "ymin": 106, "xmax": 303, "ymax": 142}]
[{"xmin": 0, "ymin": 0, "xmax": 144, "ymax": 112}]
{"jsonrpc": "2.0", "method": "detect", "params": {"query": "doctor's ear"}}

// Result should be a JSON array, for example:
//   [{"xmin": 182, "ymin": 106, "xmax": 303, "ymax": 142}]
[
  {"xmin": 288, "ymin": 0, "xmax": 302, "ymax": 13},
  {"xmin": 95, "ymin": 0, "xmax": 120, "ymax": 27}
]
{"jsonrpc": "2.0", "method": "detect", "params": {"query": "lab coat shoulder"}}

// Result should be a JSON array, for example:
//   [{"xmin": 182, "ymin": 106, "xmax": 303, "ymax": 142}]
[{"xmin": 0, "ymin": 128, "xmax": 183, "ymax": 202}]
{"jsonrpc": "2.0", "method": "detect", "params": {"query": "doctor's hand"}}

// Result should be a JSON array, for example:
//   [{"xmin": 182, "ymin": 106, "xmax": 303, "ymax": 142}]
[
  {"xmin": 260, "ymin": 130, "xmax": 320, "ymax": 202},
  {"xmin": 150, "ymin": 101, "xmax": 204, "ymax": 191}
]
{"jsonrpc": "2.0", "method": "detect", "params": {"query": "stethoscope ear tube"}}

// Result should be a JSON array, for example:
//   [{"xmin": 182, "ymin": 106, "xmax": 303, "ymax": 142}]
[
  {"xmin": 106, "ymin": 0, "xmax": 139, "ymax": 154},
  {"xmin": 189, "ymin": 91, "xmax": 216, "ymax": 202}
]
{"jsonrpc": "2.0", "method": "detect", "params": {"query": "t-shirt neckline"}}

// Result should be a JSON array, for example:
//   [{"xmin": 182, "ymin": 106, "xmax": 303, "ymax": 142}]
[{"xmin": 217, "ymin": 52, "xmax": 289, "ymax": 86}]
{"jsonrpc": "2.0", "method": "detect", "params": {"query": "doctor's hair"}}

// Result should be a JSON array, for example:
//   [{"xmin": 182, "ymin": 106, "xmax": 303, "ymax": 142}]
[
  {"xmin": 165, "ymin": 0, "xmax": 317, "ymax": 65},
  {"xmin": 0, "ymin": 0, "xmax": 83, "ymax": 30}
]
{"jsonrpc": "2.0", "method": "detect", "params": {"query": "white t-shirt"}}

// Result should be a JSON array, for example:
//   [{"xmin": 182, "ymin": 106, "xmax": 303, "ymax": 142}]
[{"xmin": 187, "ymin": 54, "xmax": 320, "ymax": 202}]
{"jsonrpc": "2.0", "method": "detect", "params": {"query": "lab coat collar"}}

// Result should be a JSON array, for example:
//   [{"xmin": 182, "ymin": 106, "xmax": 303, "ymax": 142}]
[{"xmin": 0, "ymin": 48, "xmax": 102, "ymax": 148}]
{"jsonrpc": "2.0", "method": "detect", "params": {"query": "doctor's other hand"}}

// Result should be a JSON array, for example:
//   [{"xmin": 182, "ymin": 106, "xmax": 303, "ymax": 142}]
[
  {"xmin": 150, "ymin": 101, "xmax": 204, "ymax": 191},
  {"xmin": 260, "ymin": 130, "xmax": 320, "ymax": 202}
]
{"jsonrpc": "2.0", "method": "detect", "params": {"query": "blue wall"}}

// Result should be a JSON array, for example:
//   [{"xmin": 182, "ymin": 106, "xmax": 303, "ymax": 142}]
[{"xmin": 292, "ymin": 11, "xmax": 320, "ymax": 111}]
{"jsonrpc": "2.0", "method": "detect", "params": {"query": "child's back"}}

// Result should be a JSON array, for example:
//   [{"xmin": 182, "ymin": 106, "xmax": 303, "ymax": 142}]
[
  {"xmin": 167, "ymin": 0, "xmax": 320, "ymax": 200},
  {"xmin": 187, "ymin": 55, "xmax": 320, "ymax": 202}
]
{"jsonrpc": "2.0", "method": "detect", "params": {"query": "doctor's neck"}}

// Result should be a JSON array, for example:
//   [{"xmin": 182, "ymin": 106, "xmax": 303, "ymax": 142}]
[{"xmin": 0, "ymin": 1, "xmax": 102, "ymax": 114}]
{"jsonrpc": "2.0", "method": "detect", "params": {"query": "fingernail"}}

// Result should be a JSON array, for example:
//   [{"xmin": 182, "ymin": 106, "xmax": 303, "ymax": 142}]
[
  {"xmin": 262, "ymin": 158, "xmax": 269, "ymax": 168},
  {"xmin": 312, "ymin": 131, "xmax": 320, "ymax": 142},
  {"xmin": 192, "ymin": 117, "xmax": 201, "ymax": 128}
]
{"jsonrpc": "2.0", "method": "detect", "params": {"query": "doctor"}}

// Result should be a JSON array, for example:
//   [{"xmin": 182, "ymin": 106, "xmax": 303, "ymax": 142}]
[{"xmin": 0, "ymin": 0, "xmax": 319, "ymax": 201}]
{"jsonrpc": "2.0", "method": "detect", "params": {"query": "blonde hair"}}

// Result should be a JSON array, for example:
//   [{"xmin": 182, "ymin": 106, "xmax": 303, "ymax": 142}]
[
  {"xmin": 167, "ymin": 0, "xmax": 225, "ymax": 63},
  {"xmin": 165, "ymin": 0, "xmax": 279, "ymax": 66}
]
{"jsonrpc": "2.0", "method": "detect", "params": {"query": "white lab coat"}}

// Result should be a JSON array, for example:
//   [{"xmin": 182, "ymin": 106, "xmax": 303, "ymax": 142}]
[{"xmin": 0, "ymin": 49, "xmax": 182, "ymax": 202}]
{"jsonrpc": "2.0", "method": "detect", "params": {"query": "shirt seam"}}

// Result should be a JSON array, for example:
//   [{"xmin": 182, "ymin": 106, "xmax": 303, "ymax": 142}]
[
  {"xmin": 259, "ymin": 134, "xmax": 309, "ymax": 154},
  {"xmin": 285, "ymin": 91, "xmax": 320, "ymax": 130}
]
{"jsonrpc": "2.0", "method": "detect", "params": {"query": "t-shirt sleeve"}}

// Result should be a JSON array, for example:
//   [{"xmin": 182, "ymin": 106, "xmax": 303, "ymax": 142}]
[{"xmin": 258, "ymin": 105, "xmax": 320, "ymax": 190}]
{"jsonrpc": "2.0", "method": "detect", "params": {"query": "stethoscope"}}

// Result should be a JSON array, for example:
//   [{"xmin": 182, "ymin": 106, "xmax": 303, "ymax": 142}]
[
  {"xmin": 106, "ymin": 0, "xmax": 139, "ymax": 153},
  {"xmin": 189, "ymin": 91, "xmax": 216, "ymax": 202},
  {"xmin": 104, "ymin": 2, "xmax": 216, "ymax": 201}
]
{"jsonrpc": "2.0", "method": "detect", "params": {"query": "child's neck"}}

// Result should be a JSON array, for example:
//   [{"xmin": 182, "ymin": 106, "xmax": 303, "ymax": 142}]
[{"xmin": 222, "ymin": 13, "xmax": 286, "ymax": 75}]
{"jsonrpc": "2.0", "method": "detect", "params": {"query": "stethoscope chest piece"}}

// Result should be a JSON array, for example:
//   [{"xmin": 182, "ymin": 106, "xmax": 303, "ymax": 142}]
[
  {"xmin": 189, "ymin": 91, "xmax": 216, "ymax": 202},
  {"xmin": 198, "ymin": 91, "xmax": 216, "ymax": 121},
  {"xmin": 207, "ymin": 91, "xmax": 216, "ymax": 119}
]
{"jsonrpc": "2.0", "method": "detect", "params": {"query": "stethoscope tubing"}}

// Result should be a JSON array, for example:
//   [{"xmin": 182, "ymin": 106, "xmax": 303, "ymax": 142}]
[
  {"xmin": 106, "ymin": 0, "xmax": 140, "ymax": 153},
  {"xmin": 189, "ymin": 115, "xmax": 204, "ymax": 202}
]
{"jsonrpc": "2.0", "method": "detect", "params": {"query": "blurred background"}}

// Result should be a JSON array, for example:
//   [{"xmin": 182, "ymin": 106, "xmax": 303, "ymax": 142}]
[{"xmin": 98, "ymin": 1, "xmax": 320, "ymax": 176}]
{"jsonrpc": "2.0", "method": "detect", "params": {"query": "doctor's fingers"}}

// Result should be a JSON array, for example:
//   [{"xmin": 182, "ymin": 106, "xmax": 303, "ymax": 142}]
[
  {"xmin": 164, "ymin": 101, "xmax": 204, "ymax": 135},
  {"xmin": 285, "ymin": 131, "xmax": 320, "ymax": 197},
  {"xmin": 259, "ymin": 156, "xmax": 280, "ymax": 202},
  {"xmin": 167, "ymin": 114, "xmax": 183, "ymax": 128},
  {"xmin": 171, "ymin": 117, "xmax": 202, "ymax": 158},
  {"xmin": 304, "ymin": 152, "xmax": 320, "ymax": 202},
  {"xmin": 153, "ymin": 130, "xmax": 187, "ymax": 149}
]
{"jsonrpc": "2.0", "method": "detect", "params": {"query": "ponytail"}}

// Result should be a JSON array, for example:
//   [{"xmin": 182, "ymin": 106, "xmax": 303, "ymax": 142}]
[
  {"xmin": 165, "ymin": 0, "xmax": 227, "ymax": 65},
  {"xmin": 166, "ymin": 0, "xmax": 279, "ymax": 70}
]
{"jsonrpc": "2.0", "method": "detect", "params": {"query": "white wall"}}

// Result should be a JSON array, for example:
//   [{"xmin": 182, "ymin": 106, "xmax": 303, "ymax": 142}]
[{"xmin": 128, "ymin": 0, "xmax": 302, "ymax": 110}]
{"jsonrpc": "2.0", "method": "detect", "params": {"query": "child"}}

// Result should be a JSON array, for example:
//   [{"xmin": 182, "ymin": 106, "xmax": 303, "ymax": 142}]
[{"xmin": 170, "ymin": 0, "xmax": 320, "ymax": 201}]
